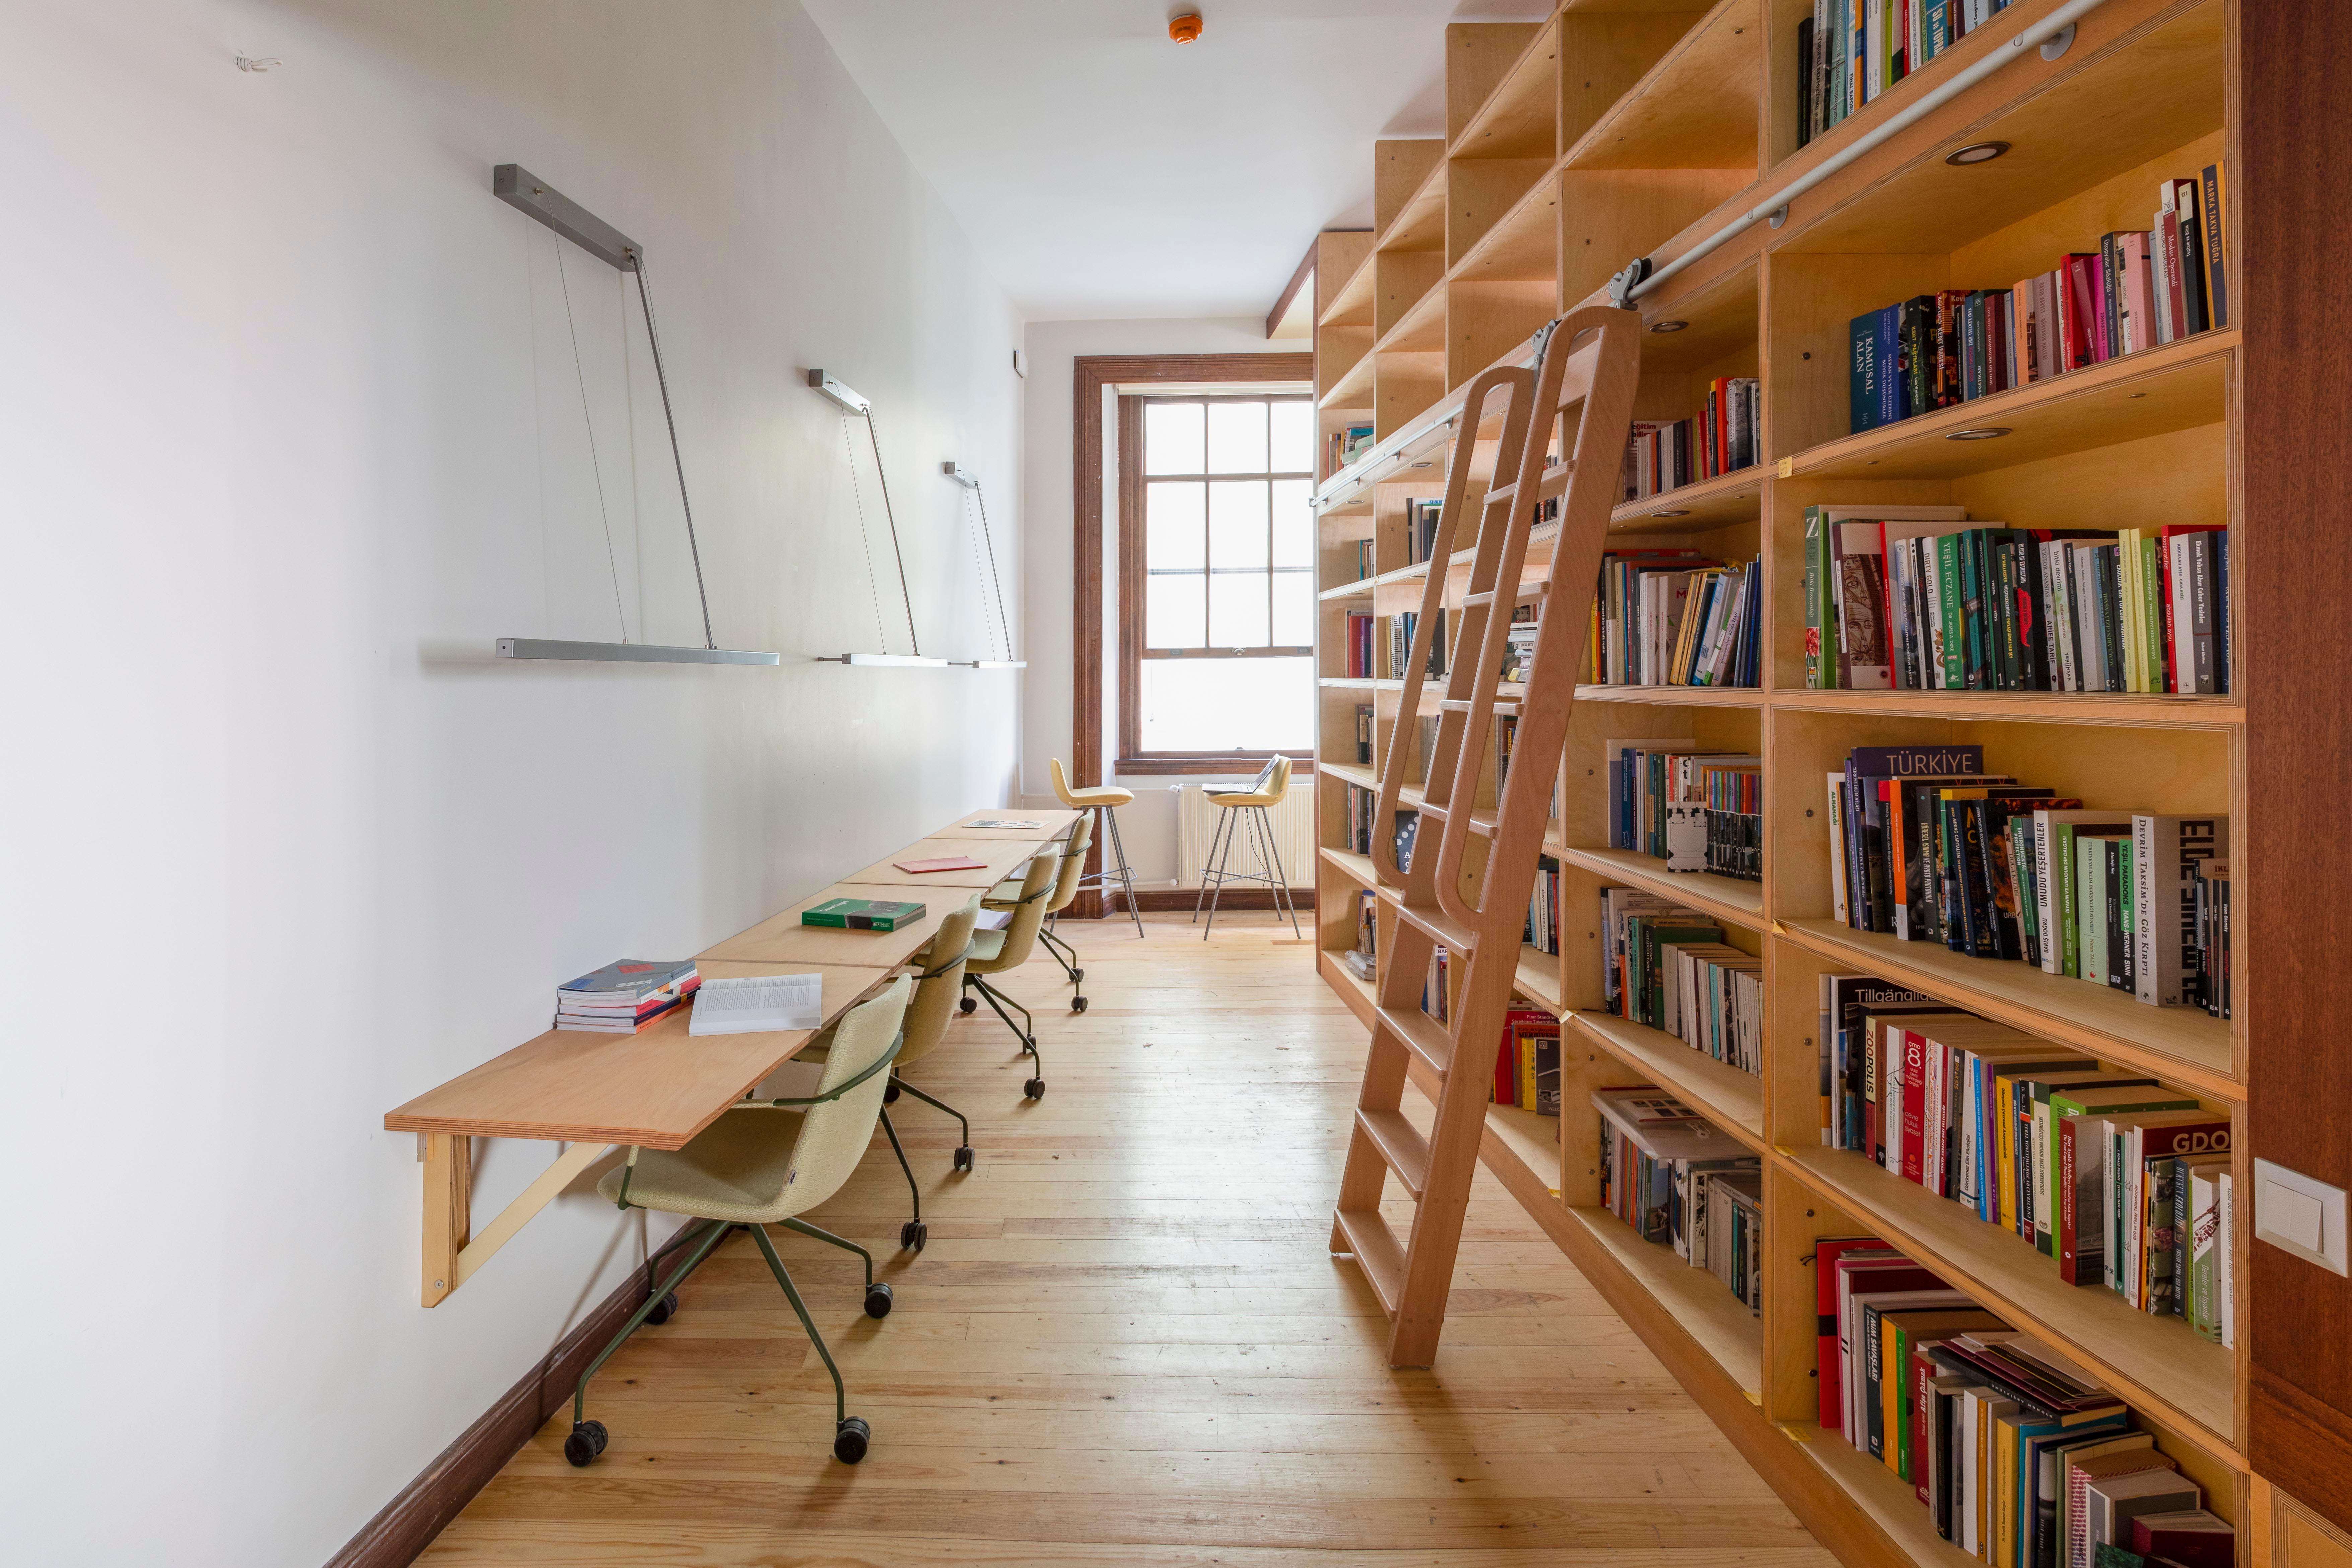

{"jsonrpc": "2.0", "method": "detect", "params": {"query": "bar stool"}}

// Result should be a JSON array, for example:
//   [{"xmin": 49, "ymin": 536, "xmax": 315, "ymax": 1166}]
[
  {"xmin": 1193, "ymin": 755, "xmax": 1301, "ymax": 939},
  {"xmin": 1050, "ymin": 757, "xmax": 1143, "ymax": 938}
]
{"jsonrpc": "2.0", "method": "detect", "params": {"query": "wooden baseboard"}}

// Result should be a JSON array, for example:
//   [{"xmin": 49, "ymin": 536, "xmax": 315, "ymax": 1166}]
[
  {"xmin": 1067, "ymin": 888, "xmax": 1310, "ymax": 914},
  {"xmin": 325, "ymin": 1231, "xmax": 689, "ymax": 1568}
]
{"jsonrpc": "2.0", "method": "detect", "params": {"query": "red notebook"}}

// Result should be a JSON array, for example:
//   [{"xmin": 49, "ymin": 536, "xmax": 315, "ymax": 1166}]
[{"xmin": 894, "ymin": 855, "xmax": 987, "ymax": 874}]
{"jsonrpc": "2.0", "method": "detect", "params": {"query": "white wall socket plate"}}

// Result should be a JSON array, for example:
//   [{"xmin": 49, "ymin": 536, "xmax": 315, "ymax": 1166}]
[{"xmin": 2254, "ymin": 1157, "xmax": 2350, "ymax": 1276}]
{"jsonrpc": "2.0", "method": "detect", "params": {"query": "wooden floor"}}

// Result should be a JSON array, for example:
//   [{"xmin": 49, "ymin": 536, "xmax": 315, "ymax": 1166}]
[{"xmin": 421, "ymin": 913, "xmax": 1836, "ymax": 1567}]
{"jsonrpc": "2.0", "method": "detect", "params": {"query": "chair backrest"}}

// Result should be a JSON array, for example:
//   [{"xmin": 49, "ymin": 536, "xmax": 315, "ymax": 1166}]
[
  {"xmin": 986, "ymin": 847, "xmax": 1060, "ymax": 969},
  {"xmin": 1041, "ymin": 812, "xmax": 1094, "ymax": 916},
  {"xmin": 1049, "ymin": 756, "xmax": 1078, "ymax": 807},
  {"xmin": 897, "ymin": 896, "xmax": 979, "ymax": 1070},
  {"xmin": 1246, "ymin": 754, "xmax": 1292, "ymax": 804},
  {"xmin": 781, "ymin": 974, "xmax": 912, "ymax": 1215}
]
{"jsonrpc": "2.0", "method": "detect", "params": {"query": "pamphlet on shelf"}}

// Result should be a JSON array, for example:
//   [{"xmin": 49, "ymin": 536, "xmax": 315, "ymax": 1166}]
[{"xmin": 689, "ymin": 973, "xmax": 823, "ymax": 1035}]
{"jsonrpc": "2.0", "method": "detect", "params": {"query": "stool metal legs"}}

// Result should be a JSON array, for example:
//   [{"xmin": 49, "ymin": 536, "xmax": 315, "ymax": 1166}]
[
  {"xmin": 1080, "ymin": 804, "xmax": 1143, "ymax": 938},
  {"xmin": 1193, "ymin": 803, "xmax": 1302, "ymax": 939}
]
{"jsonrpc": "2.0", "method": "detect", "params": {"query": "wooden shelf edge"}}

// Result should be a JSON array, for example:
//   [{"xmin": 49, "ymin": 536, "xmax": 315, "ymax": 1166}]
[
  {"xmin": 1558, "ymin": 0, "xmax": 1760, "ymax": 174},
  {"xmin": 1554, "ymin": 844, "xmax": 1766, "ymax": 931},
  {"xmin": 1608, "ymin": 464, "xmax": 1765, "ymax": 530},
  {"xmin": 1316, "ymin": 947, "xmax": 1378, "ymax": 1029},
  {"xmin": 1766, "ymin": 688, "xmax": 2244, "ymax": 730},
  {"xmin": 1316, "ymin": 247, "xmax": 1377, "ymax": 330},
  {"xmin": 1775, "ymin": 1144, "xmax": 2242, "ymax": 1468},
  {"xmin": 1575, "ymin": 683, "xmax": 1768, "ymax": 708},
  {"xmin": 1564, "ymin": 1008, "xmax": 1767, "ymax": 1151},
  {"xmin": 1773, "ymin": 918, "xmax": 2242, "ymax": 1103},
  {"xmin": 1319, "ymin": 846, "xmax": 1377, "ymax": 888},
  {"xmin": 1444, "ymin": 11, "xmax": 1561, "ymax": 161}
]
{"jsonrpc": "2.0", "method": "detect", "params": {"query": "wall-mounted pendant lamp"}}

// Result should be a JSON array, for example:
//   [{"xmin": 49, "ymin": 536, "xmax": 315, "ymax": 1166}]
[{"xmin": 490, "ymin": 165, "xmax": 780, "ymax": 668}]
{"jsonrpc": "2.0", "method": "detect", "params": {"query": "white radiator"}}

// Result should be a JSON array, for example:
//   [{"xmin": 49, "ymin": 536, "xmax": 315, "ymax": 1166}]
[{"xmin": 1172, "ymin": 782, "xmax": 1316, "ymax": 890}]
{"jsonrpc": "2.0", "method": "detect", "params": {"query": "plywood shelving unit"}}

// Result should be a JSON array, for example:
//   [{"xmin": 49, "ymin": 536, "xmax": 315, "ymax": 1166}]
[{"xmin": 1307, "ymin": 1, "xmax": 2260, "ymax": 1562}]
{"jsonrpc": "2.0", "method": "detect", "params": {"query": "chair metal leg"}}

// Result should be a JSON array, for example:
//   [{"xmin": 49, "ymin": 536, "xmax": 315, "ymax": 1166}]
[
  {"xmin": 1191, "ymin": 807, "xmax": 1229, "ymax": 925},
  {"xmin": 967, "ymin": 974, "xmax": 1035, "ymax": 1049},
  {"xmin": 1103, "ymin": 805, "xmax": 1145, "ymax": 937},
  {"xmin": 779, "ymin": 1215, "xmax": 875, "ymax": 1288},
  {"xmin": 1204, "ymin": 804, "xmax": 1245, "ymax": 939},
  {"xmin": 878, "ymin": 1108, "xmax": 920, "ymax": 1228},
  {"xmin": 570, "ymin": 1217, "xmax": 733, "ymax": 1430},
  {"xmin": 894, "ymin": 1078, "xmax": 972, "ymax": 1153},
  {"xmin": 749, "ymin": 1222, "xmax": 850, "ymax": 1428},
  {"xmin": 1251, "ymin": 803, "xmax": 1302, "ymax": 937}
]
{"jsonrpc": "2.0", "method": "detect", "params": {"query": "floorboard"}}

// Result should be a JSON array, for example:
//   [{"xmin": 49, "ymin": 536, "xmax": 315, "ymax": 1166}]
[{"xmin": 418, "ymin": 913, "xmax": 1834, "ymax": 1566}]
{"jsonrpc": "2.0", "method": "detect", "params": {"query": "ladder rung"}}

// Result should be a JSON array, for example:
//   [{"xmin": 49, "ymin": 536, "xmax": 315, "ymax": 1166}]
[
  {"xmin": 1438, "ymin": 697, "xmax": 1517, "ymax": 712},
  {"xmin": 1460, "ymin": 582, "xmax": 1550, "ymax": 609},
  {"xmin": 1375, "ymin": 1004, "xmax": 1456, "ymax": 1077},
  {"xmin": 1483, "ymin": 462, "xmax": 1573, "ymax": 507},
  {"xmin": 1383, "ymin": 893, "xmax": 1478, "ymax": 953},
  {"xmin": 1332, "ymin": 1207, "xmax": 1406, "ymax": 1315},
  {"xmin": 1354, "ymin": 1108, "xmax": 1432, "ymax": 1200}
]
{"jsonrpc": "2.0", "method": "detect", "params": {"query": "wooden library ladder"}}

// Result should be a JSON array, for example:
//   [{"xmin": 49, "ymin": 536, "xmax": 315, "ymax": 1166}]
[{"xmin": 1330, "ymin": 305, "xmax": 1643, "ymax": 1368}]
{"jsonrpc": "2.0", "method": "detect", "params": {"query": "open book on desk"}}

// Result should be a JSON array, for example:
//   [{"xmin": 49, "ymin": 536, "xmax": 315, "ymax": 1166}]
[{"xmin": 689, "ymin": 973, "xmax": 824, "ymax": 1035}]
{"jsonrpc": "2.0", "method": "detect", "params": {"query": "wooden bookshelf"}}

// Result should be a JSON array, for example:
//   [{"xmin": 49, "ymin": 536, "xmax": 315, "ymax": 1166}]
[{"xmin": 1303, "ymin": 0, "xmax": 2297, "ymax": 1559}]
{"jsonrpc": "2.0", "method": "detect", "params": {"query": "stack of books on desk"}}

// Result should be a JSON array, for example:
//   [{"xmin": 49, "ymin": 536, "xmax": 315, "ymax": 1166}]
[{"xmin": 555, "ymin": 958, "xmax": 700, "ymax": 1033}]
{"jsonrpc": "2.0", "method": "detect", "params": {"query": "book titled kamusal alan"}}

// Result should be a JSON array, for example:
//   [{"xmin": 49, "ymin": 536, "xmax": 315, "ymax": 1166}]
[{"xmin": 801, "ymin": 898, "xmax": 925, "ymax": 931}]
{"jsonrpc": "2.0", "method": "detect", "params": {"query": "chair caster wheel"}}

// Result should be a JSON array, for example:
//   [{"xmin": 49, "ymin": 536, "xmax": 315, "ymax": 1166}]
[
  {"xmin": 1071, "ymin": 968, "xmax": 1084, "ymax": 982},
  {"xmin": 959, "ymin": 997, "xmax": 976, "ymax": 1014},
  {"xmin": 883, "ymin": 1081, "xmax": 901, "ymax": 1104},
  {"xmin": 953, "ymin": 1146, "xmax": 975, "ymax": 1173},
  {"xmin": 864, "ymin": 1281, "xmax": 895, "ymax": 1319},
  {"xmin": 834, "ymin": 1416, "xmax": 870, "ymax": 1463},
  {"xmin": 1070, "ymin": 996, "xmax": 1088, "ymax": 1012},
  {"xmin": 1024, "ymin": 1078, "xmax": 1046, "ymax": 1100},
  {"xmin": 901, "ymin": 1220, "xmax": 928, "ymax": 1252},
  {"xmin": 644, "ymin": 1291, "xmax": 679, "ymax": 1326},
  {"xmin": 563, "ymin": 1420, "xmax": 608, "ymax": 1467}
]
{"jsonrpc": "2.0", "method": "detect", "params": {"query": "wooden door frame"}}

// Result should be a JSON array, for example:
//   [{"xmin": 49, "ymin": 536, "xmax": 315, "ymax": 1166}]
[{"xmin": 1069, "ymin": 351, "xmax": 1313, "ymax": 917}]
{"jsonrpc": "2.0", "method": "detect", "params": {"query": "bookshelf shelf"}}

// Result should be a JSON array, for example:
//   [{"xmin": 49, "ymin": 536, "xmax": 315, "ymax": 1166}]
[
  {"xmin": 1305, "ymin": 0, "xmax": 2263, "ymax": 1552},
  {"xmin": 1781, "ymin": 1145, "xmax": 2238, "ymax": 1459},
  {"xmin": 1775, "ymin": 917, "xmax": 2240, "ymax": 1102},
  {"xmin": 1569, "ymin": 1205, "xmax": 1764, "ymax": 1399},
  {"xmin": 1557, "ymin": 844, "xmax": 1765, "ymax": 929},
  {"xmin": 1566, "ymin": 1008, "xmax": 1766, "ymax": 1150}
]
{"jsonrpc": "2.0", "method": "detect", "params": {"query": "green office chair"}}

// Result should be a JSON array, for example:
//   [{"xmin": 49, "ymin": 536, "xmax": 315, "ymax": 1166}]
[
  {"xmin": 568, "ymin": 975, "xmax": 913, "ymax": 1467},
  {"xmin": 993, "ymin": 814, "xmax": 1094, "ymax": 1012},
  {"xmin": 796, "ymin": 896, "xmax": 983, "ymax": 1254},
  {"xmin": 958, "ymin": 848, "xmax": 1058, "ymax": 1099}
]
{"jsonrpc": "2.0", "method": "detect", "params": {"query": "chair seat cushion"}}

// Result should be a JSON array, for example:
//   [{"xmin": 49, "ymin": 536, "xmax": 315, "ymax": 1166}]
[
  {"xmin": 1060, "ymin": 786, "xmax": 1133, "ymax": 808},
  {"xmin": 1207, "ymin": 791, "xmax": 1282, "ymax": 807},
  {"xmin": 595, "ymin": 1106, "xmax": 807, "ymax": 1223},
  {"xmin": 968, "ymin": 926, "xmax": 1009, "ymax": 965}
]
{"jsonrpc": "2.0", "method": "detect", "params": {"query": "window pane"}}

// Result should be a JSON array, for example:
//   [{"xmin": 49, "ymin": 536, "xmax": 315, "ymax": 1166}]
[
  {"xmin": 1208, "ymin": 570, "xmax": 1271, "ymax": 647},
  {"xmin": 1269, "ymin": 400, "xmax": 1313, "ymax": 473},
  {"xmin": 1206, "ymin": 400, "xmax": 1268, "ymax": 473},
  {"xmin": 1270, "ymin": 478, "xmax": 1313, "ymax": 568},
  {"xmin": 1146, "ymin": 481, "xmax": 1205, "ymax": 570},
  {"xmin": 1139, "ymin": 656, "xmax": 1313, "ymax": 753},
  {"xmin": 1271, "ymin": 569, "xmax": 1314, "ymax": 646},
  {"xmin": 1144, "ymin": 401, "xmax": 1204, "ymax": 475},
  {"xmin": 1207, "ymin": 480, "xmax": 1269, "ymax": 569},
  {"xmin": 1146, "ymin": 572, "xmax": 1205, "ymax": 648}
]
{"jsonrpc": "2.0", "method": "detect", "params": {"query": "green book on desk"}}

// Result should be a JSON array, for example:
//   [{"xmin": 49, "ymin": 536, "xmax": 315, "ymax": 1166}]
[{"xmin": 802, "ymin": 898, "xmax": 925, "ymax": 931}]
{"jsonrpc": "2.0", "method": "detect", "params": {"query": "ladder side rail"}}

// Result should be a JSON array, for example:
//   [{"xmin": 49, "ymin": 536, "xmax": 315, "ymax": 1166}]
[{"xmin": 1370, "ymin": 366, "xmax": 1532, "ymax": 896}]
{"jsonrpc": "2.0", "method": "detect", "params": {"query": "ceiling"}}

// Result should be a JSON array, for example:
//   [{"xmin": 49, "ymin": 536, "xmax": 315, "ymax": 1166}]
[{"xmin": 800, "ymin": 0, "xmax": 1546, "ymax": 324}]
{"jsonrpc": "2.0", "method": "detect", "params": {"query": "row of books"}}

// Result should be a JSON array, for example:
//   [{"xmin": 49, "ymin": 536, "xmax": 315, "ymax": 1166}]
[
  {"xmin": 1825, "ymin": 741, "xmax": 2230, "ymax": 1015},
  {"xmin": 1850, "ymin": 168, "xmax": 2228, "ymax": 435},
  {"xmin": 1603, "ymin": 741, "xmax": 1762, "ymax": 865},
  {"xmin": 1340, "ymin": 609, "xmax": 1451, "ymax": 680},
  {"xmin": 1621, "ymin": 377, "xmax": 1761, "ymax": 500},
  {"xmin": 1820, "ymin": 1237, "xmax": 2231, "ymax": 1567},
  {"xmin": 1707, "ymin": 810, "xmax": 1762, "ymax": 883},
  {"xmin": 1599, "ymin": 888, "xmax": 1717, "ymax": 1027},
  {"xmin": 1805, "ymin": 505, "xmax": 2232, "ymax": 695},
  {"xmin": 1493, "ymin": 1007, "xmax": 1561, "ymax": 1114},
  {"xmin": 1344, "ymin": 887, "xmax": 1378, "ymax": 981},
  {"xmin": 1352, "ymin": 703, "xmax": 1372, "ymax": 764},
  {"xmin": 1588, "ymin": 550, "xmax": 1763, "ymax": 689},
  {"xmin": 1595, "ymin": 1087, "xmax": 1761, "ymax": 1313},
  {"xmin": 1351, "ymin": 538, "xmax": 1375, "ymax": 581},
  {"xmin": 1329, "ymin": 422, "xmax": 1373, "ymax": 476},
  {"xmin": 1341, "ymin": 783, "xmax": 1378, "ymax": 856},
  {"xmin": 1526, "ymin": 853, "xmax": 1561, "ymax": 955},
  {"xmin": 1796, "ymin": 0, "xmax": 2014, "ymax": 150},
  {"xmin": 1822, "ymin": 979, "xmax": 2236, "ymax": 1342},
  {"xmin": 1406, "ymin": 498, "xmax": 1442, "ymax": 566},
  {"xmin": 555, "ymin": 957, "xmax": 699, "ymax": 1034}
]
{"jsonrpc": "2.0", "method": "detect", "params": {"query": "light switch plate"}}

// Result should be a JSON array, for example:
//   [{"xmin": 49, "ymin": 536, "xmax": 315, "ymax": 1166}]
[{"xmin": 2255, "ymin": 1157, "xmax": 2349, "ymax": 1276}]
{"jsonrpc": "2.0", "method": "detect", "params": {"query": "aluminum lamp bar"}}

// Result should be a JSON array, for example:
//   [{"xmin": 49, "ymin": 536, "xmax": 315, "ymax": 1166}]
[
  {"xmin": 953, "ymin": 660, "xmax": 1028, "ymax": 669},
  {"xmin": 1612, "ymin": 0, "xmax": 2107, "ymax": 306},
  {"xmin": 942, "ymin": 462, "xmax": 979, "ymax": 488},
  {"xmin": 808, "ymin": 370, "xmax": 871, "ymax": 414},
  {"xmin": 493, "ymin": 165, "xmax": 641, "ymax": 271},
  {"xmin": 815, "ymin": 653, "xmax": 953, "ymax": 668},
  {"xmin": 498, "ymin": 639, "xmax": 780, "ymax": 666}
]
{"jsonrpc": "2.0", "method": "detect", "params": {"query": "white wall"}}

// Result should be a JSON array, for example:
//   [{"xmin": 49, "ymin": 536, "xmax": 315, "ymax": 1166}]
[
  {"xmin": 0, "ymin": 3, "xmax": 1021, "ymax": 1562},
  {"xmin": 1016, "ymin": 316, "xmax": 1309, "ymax": 886}
]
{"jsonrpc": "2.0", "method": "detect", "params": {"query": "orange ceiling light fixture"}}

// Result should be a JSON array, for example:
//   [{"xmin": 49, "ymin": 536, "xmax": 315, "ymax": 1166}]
[{"xmin": 1168, "ymin": 12, "xmax": 1202, "ymax": 43}]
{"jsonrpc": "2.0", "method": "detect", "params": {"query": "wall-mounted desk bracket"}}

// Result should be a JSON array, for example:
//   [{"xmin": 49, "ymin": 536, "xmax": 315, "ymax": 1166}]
[{"xmin": 420, "ymin": 1133, "xmax": 612, "ymax": 1307}]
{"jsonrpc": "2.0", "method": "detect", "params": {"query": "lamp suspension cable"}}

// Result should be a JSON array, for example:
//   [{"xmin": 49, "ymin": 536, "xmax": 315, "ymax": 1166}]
[
  {"xmin": 553, "ymin": 240, "xmax": 630, "ymax": 643},
  {"xmin": 859, "ymin": 409, "xmax": 921, "ymax": 658},
  {"xmin": 1610, "ymin": 0, "xmax": 2106, "ymax": 308},
  {"xmin": 628, "ymin": 251, "xmax": 718, "ymax": 651}
]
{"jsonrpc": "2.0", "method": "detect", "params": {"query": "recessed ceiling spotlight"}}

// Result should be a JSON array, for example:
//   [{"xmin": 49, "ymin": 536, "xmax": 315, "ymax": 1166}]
[
  {"xmin": 1168, "ymin": 11, "xmax": 1202, "ymax": 43},
  {"xmin": 1650, "ymin": 509, "xmax": 1690, "ymax": 517},
  {"xmin": 1946, "ymin": 427, "xmax": 2012, "ymax": 441},
  {"xmin": 1945, "ymin": 140, "xmax": 2010, "ymax": 166},
  {"xmin": 1649, "ymin": 319, "xmax": 1689, "ymax": 334}
]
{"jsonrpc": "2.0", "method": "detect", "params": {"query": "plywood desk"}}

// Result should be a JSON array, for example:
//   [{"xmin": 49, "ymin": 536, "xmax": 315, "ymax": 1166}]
[
  {"xmin": 946, "ymin": 808, "xmax": 1081, "ymax": 840},
  {"xmin": 382, "ymin": 805, "xmax": 1054, "ymax": 1306}
]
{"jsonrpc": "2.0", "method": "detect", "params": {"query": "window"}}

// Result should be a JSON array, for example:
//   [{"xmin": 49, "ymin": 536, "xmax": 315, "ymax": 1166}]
[{"xmin": 1118, "ymin": 393, "xmax": 1316, "ymax": 770}]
